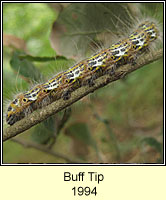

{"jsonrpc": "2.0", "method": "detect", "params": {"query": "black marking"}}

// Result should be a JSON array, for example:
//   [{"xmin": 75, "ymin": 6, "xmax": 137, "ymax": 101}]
[
  {"xmin": 13, "ymin": 99, "xmax": 18, "ymax": 104},
  {"xmin": 63, "ymin": 90, "xmax": 71, "ymax": 100},
  {"xmin": 121, "ymin": 48, "xmax": 126, "ymax": 52},
  {"xmin": 7, "ymin": 106, "xmax": 12, "ymax": 112},
  {"xmin": 98, "ymin": 58, "xmax": 103, "ymax": 62},
  {"xmin": 75, "ymin": 70, "xmax": 80, "ymax": 75},
  {"xmin": 53, "ymin": 82, "xmax": 57, "ymax": 86},
  {"xmin": 67, "ymin": 73, "xmax": 74, "ymax": 78},
  {"xmin": 88, "ymin": 61, "xmax": 97, "ymax": 67},
  {"xmin": 112, "ymin": 50, "xmax": 119, "ymax": 56}
]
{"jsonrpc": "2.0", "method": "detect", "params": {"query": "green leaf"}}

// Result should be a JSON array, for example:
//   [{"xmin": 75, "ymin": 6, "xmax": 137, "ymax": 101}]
[
  {"xmin": 51, "ymin": 3, "xmax": 136, "ymax": 59},
  {"xmin": 10, "ymin": 51, "xmax": 42, "ymax": 82},
  {"xmin": 141, "ymin": 137, "xmax": 162, "ymax": 153},
  {"xmin": 19, "ymin": 54, "xmax": 68, "ymax": 62},
  {"xmin": 66, "ymin": 123, "xmax": 98, "ymax": 151},
  {"xmin": 31, "ymin": 117, "xmax": 56, "ymax": 145},
  {"xmin": 93, "ymin": 112, "xmax": 120, "ymax": 161}
]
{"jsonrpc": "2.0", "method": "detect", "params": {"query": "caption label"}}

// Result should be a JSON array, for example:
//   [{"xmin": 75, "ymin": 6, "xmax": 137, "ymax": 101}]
[{"xmin": 64, "ymin": 172, "xmax": 104, "ymax": 197}]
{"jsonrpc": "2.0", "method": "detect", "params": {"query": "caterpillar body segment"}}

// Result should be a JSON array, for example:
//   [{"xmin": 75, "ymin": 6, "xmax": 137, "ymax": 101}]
[
  {"xmin": 60, "ymin": 60, "xmax": 90, "ymax": 99},
  {"xmin": 108, "ymin": 39, "xmax": 134, "ymax": 67},
  {"xmin": 64, "ymin": 60, "xmax": 87, "ymax": 84},
  {"xmin": 6, "ymin": 21, "xmax": 160, "ymax": 125},
  {"xmin": 129, "ymin": 30, "xmax": 149, "ymax": 52},
  {"xmin": 58, "ymin": 57, "xmax": 104, "ymax": 99},
  {"xmin": 64, "ymin": 51, "xmax": 109, "ymax": 88},
  {"xmin": 33, "ymin": 72, "xmax": 67, "ymax": 107},
  {"xmin": 42, "ymin": 71, "xmax": 65, "ymax": 91}
]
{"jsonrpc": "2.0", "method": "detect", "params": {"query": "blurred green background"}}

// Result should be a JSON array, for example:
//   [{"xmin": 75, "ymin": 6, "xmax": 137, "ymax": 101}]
[{"xmin": 3, "ymin": 3, "xmax": 163, "ymax": 163}]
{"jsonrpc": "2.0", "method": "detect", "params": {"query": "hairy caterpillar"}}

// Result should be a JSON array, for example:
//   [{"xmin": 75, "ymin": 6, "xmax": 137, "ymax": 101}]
[{"xmin": 6, "ymin": 21, "xmax": 159, "ymax": 126}]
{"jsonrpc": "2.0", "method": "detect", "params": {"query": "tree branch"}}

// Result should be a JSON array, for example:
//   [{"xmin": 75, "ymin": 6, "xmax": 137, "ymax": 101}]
[
  {"xmin": 48, "ymin": 108, "xmax": 72, "ymax": 149},
  {"xmin": 3, "ymin": 49, "xmax": 163, "ymax": 142},
  {"xmin": 10, "ymin": 138, "xmax": 83, "ymax": 163}
]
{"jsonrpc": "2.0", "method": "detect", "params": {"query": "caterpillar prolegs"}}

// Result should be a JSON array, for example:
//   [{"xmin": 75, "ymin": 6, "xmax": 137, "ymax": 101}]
[{"xmin": 6, "ymin": 21, "xmax": 159, "ymax": 126}]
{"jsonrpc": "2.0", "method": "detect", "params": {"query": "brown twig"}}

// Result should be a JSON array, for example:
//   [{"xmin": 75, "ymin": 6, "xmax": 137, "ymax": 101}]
[
  {"xmin": 48, "ymin": 108, "xmax": 72, "ymax": 149},
  {"xmin": 3, "ymin": 49, "xmax": 163, "ymax": 142},
  {"xmin": 10, "ymin": 137, "xmax": 83, "ymax": 163}
]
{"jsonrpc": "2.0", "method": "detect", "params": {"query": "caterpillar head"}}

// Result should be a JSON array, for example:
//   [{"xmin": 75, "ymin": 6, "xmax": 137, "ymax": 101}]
[
  {"xmin": 6, "ymin": 85, "xmax": 43, "ymax": 125},
  {"xmin": 6, "ymin": 94, "xmax": 33, "ymax": 125}
]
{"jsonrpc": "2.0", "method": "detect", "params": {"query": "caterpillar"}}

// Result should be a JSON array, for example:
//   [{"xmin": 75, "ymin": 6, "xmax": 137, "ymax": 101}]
[{"xmin": 6, "ymin": 21, "xmax": 159, "ymax": 126}]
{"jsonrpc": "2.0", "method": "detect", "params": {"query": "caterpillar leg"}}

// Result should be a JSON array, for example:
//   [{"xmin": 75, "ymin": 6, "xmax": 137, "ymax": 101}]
[
  {"xmin": 88, "ymin": 68, "xmax": 103, "ymax": 87},
  {"xmin": 87, "ymin": 73, "xmax": 100, "ymax": 87},
  {"xmin": 87, "ymin": 78, "xmax": 95, "ymax": 87},
  {"xmin": 104, "ymin": 63, "xmax": 117, "ymax": 76},
  {"xmin": 144, "ymin": 47, "xmax": 150, "ymax": 54},
  {"xmin": 119, "ymin": 71, "xmax": 128, "ymax": 79},
  {"xmin": 62, "ymin": 89, "xmax": 73, "ymax": 100},
  {"xmin": 62, "ymin": 79, "xmax": 81, "ymax": 100},
  {"xmin": 128, "ymin": 56, "xmax": 137, "ymax": 66}
]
